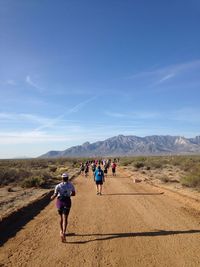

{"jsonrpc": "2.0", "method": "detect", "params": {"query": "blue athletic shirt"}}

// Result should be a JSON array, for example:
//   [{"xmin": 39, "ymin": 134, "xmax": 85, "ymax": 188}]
[{"xmin": 94, "ymin": 169, "xmax": 104, "ymax": 181}]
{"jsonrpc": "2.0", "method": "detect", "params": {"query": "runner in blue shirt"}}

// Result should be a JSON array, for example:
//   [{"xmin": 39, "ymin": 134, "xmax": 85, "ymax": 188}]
[{"xmin": 94, "ymin": 165, "xmax": 105, "ymax": 195}]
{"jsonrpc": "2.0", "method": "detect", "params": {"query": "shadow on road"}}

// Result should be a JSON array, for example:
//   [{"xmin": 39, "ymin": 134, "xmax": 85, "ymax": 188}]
[
  {"xmin": 103, "ymin": 192, "xmax": 164, "ymax": 196},
  {"xmin": 0, "ymin": 191, "xmax": 52, "ymax": 246},
  {"xmin": 67, "ymin": 229, "xmax": 200, "ymax": 244}
]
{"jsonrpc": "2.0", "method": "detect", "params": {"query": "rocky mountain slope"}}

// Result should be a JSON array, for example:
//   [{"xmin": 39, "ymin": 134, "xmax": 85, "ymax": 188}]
[{"xmin": 39, "ymin": 135, "xmax": 200, "ymax": 158}]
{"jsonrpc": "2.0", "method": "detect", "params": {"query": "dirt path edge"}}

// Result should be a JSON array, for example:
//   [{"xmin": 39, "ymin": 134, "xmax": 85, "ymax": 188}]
[{"xmin": 0, "ymin": 171, "xmax": 80, "ymax": 246}]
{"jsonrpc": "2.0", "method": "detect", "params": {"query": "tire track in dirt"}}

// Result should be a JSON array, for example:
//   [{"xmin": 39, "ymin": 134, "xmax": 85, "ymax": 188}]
[{"xmin": 0, "ymin": 168, "xmax": 200, "ymax": 266}]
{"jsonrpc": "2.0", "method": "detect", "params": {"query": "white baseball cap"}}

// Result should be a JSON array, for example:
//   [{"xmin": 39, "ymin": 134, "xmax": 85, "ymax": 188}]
[{"xmin": 61, "ymin": 173, "xmax": 69, "ymax": 178}]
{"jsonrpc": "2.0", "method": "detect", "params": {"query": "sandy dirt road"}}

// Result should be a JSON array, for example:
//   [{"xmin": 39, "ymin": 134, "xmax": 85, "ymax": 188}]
[{"xmin": 0, "ymin": 167, "xmax": 200, "ymax": 267}]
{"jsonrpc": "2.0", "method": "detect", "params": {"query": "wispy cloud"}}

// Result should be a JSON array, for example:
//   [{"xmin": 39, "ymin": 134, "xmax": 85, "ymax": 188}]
[
  {"xmin": 156, "ymin": 73, "xmax": 175, "ymax": 84},
  {"xmin": 128, "ymin": 59, "xmax": 200, "ymax": 88},
  {"xmin": 68, "ymin": 96, "xmax": 97, "ymax": 113},
  {"xmin": 26, "ymin": 75, "xmax": 44, "ymax": 92},
  {"xmin": 129, "ymin": 59, "xmax": 200, "ymax": 79},
  {"xmin": 5, "ymin": 80, "xmax": 16, "ymax": 85},
  {"xmin": 170, "ymin": 107, "xmax": 200, "ymax": 123},
  {"xmin": 0, "ymin": 131, "xmax": 73, "ymax": 144},
  {"xmin": 104, "ymin": 111, "xmax": 126, "ymax": 118},
  {"xmin": 0, "ymin": 80, "xmax": 16, "ymax": 86},
  {"xmin": 0, "ymin": 112, "xmax": 51, "ymax": 125},
  {"xmin": 34, "ymin": 96, "xmax": 97, "ymax": 131},
  {"xmin": 105, "ymin": 110, "xmax": 160, "ymax": 120}
]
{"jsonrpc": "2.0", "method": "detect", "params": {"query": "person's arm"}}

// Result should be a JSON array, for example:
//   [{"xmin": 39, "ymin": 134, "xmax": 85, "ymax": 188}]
[
  {"xmin": 70, "ymin": 184, "xmax": 76, "ymax": 196},
  {"xmin": 51, "ymin": 185, "xmax": 58, "ymax": 200},
  {"xmin": 51, "ymin": 192, "xmax": 57, "ymax": 200},
  {"xmin": 71, "ymin": 190, "xmax": 76, "ymax": 196},
  {"xmin": 102, "ymin": 171, "xmax": 105, "ymax": 182}
]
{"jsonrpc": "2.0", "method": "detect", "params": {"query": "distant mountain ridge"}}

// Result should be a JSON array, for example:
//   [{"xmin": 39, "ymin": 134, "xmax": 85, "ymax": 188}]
[{"xmin": 39, "ymin": 135, "xmax": 200, "ymax": 158}]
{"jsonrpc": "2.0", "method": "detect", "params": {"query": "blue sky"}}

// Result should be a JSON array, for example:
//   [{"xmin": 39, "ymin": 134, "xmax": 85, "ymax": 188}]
[{"xmin": 0, "ymin": 0, "xmax": 200, "ymax": 158}]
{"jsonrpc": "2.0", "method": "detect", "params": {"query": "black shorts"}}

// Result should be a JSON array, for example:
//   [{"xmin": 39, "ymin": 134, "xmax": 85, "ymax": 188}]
[
  {"xmin": 96, "ymin": 180, "xmax": 103, "ymax": 185},
  {"xmin": 112, "ymin": 168, "xmax": 116, "ymax": 173}
]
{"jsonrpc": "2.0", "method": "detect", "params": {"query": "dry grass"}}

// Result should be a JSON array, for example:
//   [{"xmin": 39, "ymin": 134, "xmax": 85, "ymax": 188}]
[
  {"xmin": 120, "ymin": 155, "xmax": 200, "ymax": 188},
  {"xmin": 0, "ymin": 158, "xmax": 81, "ymax": 220},
  {"xmin": 0, "ymin": 158, "xmax": 80, "ymax": 188}
]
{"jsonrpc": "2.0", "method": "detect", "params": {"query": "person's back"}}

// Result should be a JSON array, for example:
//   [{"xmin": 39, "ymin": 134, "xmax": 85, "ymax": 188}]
[
  {"xmin": 51, "ymin": 173, "xmax": 75, "ymax": 242},
  {"xmin": 94, "ymin": 166, "xmax": 104, "ymax": 195},
  {"xmin": 56, "ymin": 181, "xmax": 74, "ymax": 200},
  {"xmin": 94, "ymin": 167, "xmax": 104, "ymax": 181},
  {"xmin": 112, "ymin": 162, "xmax": 117, "ymax": 176},
  {"xmin": 92, "ymin": 162, "xmax": 96, "ymax": 172}
]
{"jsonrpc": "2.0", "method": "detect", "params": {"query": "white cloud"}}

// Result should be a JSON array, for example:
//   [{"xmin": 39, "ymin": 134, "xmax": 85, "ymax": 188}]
[
  {"xmin": 105, "ymin": 111, "xmax": 126, "ymax": 118},
  {"xmin": 34, "ymin": 96, "xmax": 97, "ymax": 131},
  {"xmin": 128, "ymin": 59, "xmax": 200, "ymax": 88},
  {"xmin": 0, "ymin": 131, "xmax": 73, "ymax": 144},
  {"xmin": 171, "ymin": 108, "xmax": 200, "ymax": 123},
  {"xmin": 26, "ymin": 75, "xmax": 44, "ymax": 92},
  {"xmin": 0, "ymin": 112, "xmax": 51, "ymax": 125},
  {"xmin": 156, "ymin": 73, "xmax": 175, "ymax": 84},
  {"xmin": 5, "ymin": 80, "xmax": 16, "ymax": 85},
  {"xmin": 105, "ymin": 110, "xmax": 160, "ymax": 120},
  {"xmin": 68, "ymin": 96, "xmax": 97, "ymax": 113}
]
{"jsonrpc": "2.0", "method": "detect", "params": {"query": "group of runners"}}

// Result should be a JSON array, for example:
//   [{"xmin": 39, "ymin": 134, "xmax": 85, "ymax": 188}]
[
  {"xmin": 51, "ymin": 158, "xmax": 118, "ymax": 242},
  {"xmin": 80, "ymin": 159, "xmax": 117, "ymax": 177}
]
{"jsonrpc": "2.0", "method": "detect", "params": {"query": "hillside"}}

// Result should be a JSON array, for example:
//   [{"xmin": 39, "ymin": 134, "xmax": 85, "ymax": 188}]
[{"xmin": 39, "ymin": 135, "xmax": 200, "ymax": 158}]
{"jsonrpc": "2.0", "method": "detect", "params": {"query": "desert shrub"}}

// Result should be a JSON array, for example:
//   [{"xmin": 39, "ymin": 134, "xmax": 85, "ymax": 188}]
[
  {"xmin": 17, "ymin": 168, "xmax": 32, "ymax": 179},
  {"xmin": 180, "ymin": 174, "xmax": 200, "ymax": 188},
  {"xmin": 49, "ymin": 166, "xmax": 57, "ymax": 172},
  {"xmin": 7, "ymin": 187, "xmax": 14, "ymax": 192},
  {"xmin": 0, "ymin": 168, "xmax": 20, "ymax": 185},
  {"xmin": 120, "ymin": 158, "xmax": 134, "ymax": 166},
  {"xmin": 72, "ymin": 160, "xmax": 80, "ymax": 168},
  {"xmin": 134, "ymin": 162, "xmax": 145, "ymax": 169},
  {"xmin": 160, "ymin": 176, "xmax": 170, "ymax": 183},
  {"xmin": 21, "ymin": 177, "xmax": 45, "ymax": 188},
  {"xmin": 21, "ymin": 170, "xmax": 53, "ymax": 188},
  {"xmin": 57, "ymin": 167, "xmax": 69, "ymax": 174},
  {"xmin": 153, "ymin": 162, "xmax": 162, "ymax": 169},
  {"xmin": 0, "ymin": 166, "xmax": 34, "ymax": 186}
]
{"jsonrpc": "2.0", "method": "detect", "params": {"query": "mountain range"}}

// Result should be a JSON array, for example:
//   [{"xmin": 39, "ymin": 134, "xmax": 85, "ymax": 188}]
[{"xmin": 39, "ymin": 135, "xmax": 200, "ymax": 158}]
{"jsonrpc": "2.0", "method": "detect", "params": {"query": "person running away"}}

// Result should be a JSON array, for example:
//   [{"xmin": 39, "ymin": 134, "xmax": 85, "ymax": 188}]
[
  {"xmin": 94, "ymin": 165, "xmax": 105, "ymax": 195},
  {"xmin": 111, "ymin": 161, "xmax": 117, "ymax": 176},
  {"xmin": 51, "ymin": 173, "xmax": 75, "ymax": 242}
]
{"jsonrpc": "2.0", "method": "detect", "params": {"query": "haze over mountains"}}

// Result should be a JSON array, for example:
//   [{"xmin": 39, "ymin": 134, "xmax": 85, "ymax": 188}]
[{"xmin": 39, "ymin": 135, "xmax": 200, "ymax": 158}]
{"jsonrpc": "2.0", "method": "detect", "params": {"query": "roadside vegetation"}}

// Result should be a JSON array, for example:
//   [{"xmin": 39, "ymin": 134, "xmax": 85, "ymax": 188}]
[
  {"xmin": 0, "ymin": 158, "xmax": 80, "ymax": 188},
  {"xmin": 119, "ymin": 155, "xmax": 200, "ymax": 189},
  {"xmin": 1, "ymin": 155, "xmax": 200, "ymax": 189}
]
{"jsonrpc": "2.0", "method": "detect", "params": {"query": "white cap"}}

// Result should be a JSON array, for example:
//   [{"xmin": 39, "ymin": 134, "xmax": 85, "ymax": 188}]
[{"xmin": 61, "ymin": 173, "xmax": 69, "ymax": 178}]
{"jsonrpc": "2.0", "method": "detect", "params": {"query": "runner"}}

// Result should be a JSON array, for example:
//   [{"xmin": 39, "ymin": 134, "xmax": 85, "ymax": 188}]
[
  {"xmin": 94, "ymin": 165, "xmax": 105, "ymax": 195},
  {"xmin": 85, "ymin": 162, "xmax": 89, "ymax": 177},
  {"xmin": 91, "ymin": 161, "xmax": 97, "ymax": 174},
  {"xmin": 51, "ymin": 173, "xmax": 75, "ymax": 242},
  {"xmin": 80, "ymin": 162, "xmax": 85, "ymax": 176},
  {"xmin": 111, "ymin": 161, "xmax": 117, "ymax": 176},
  {"xmin": 103, "ymin": 163, "xmax": 108, "ymax": 177}
]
